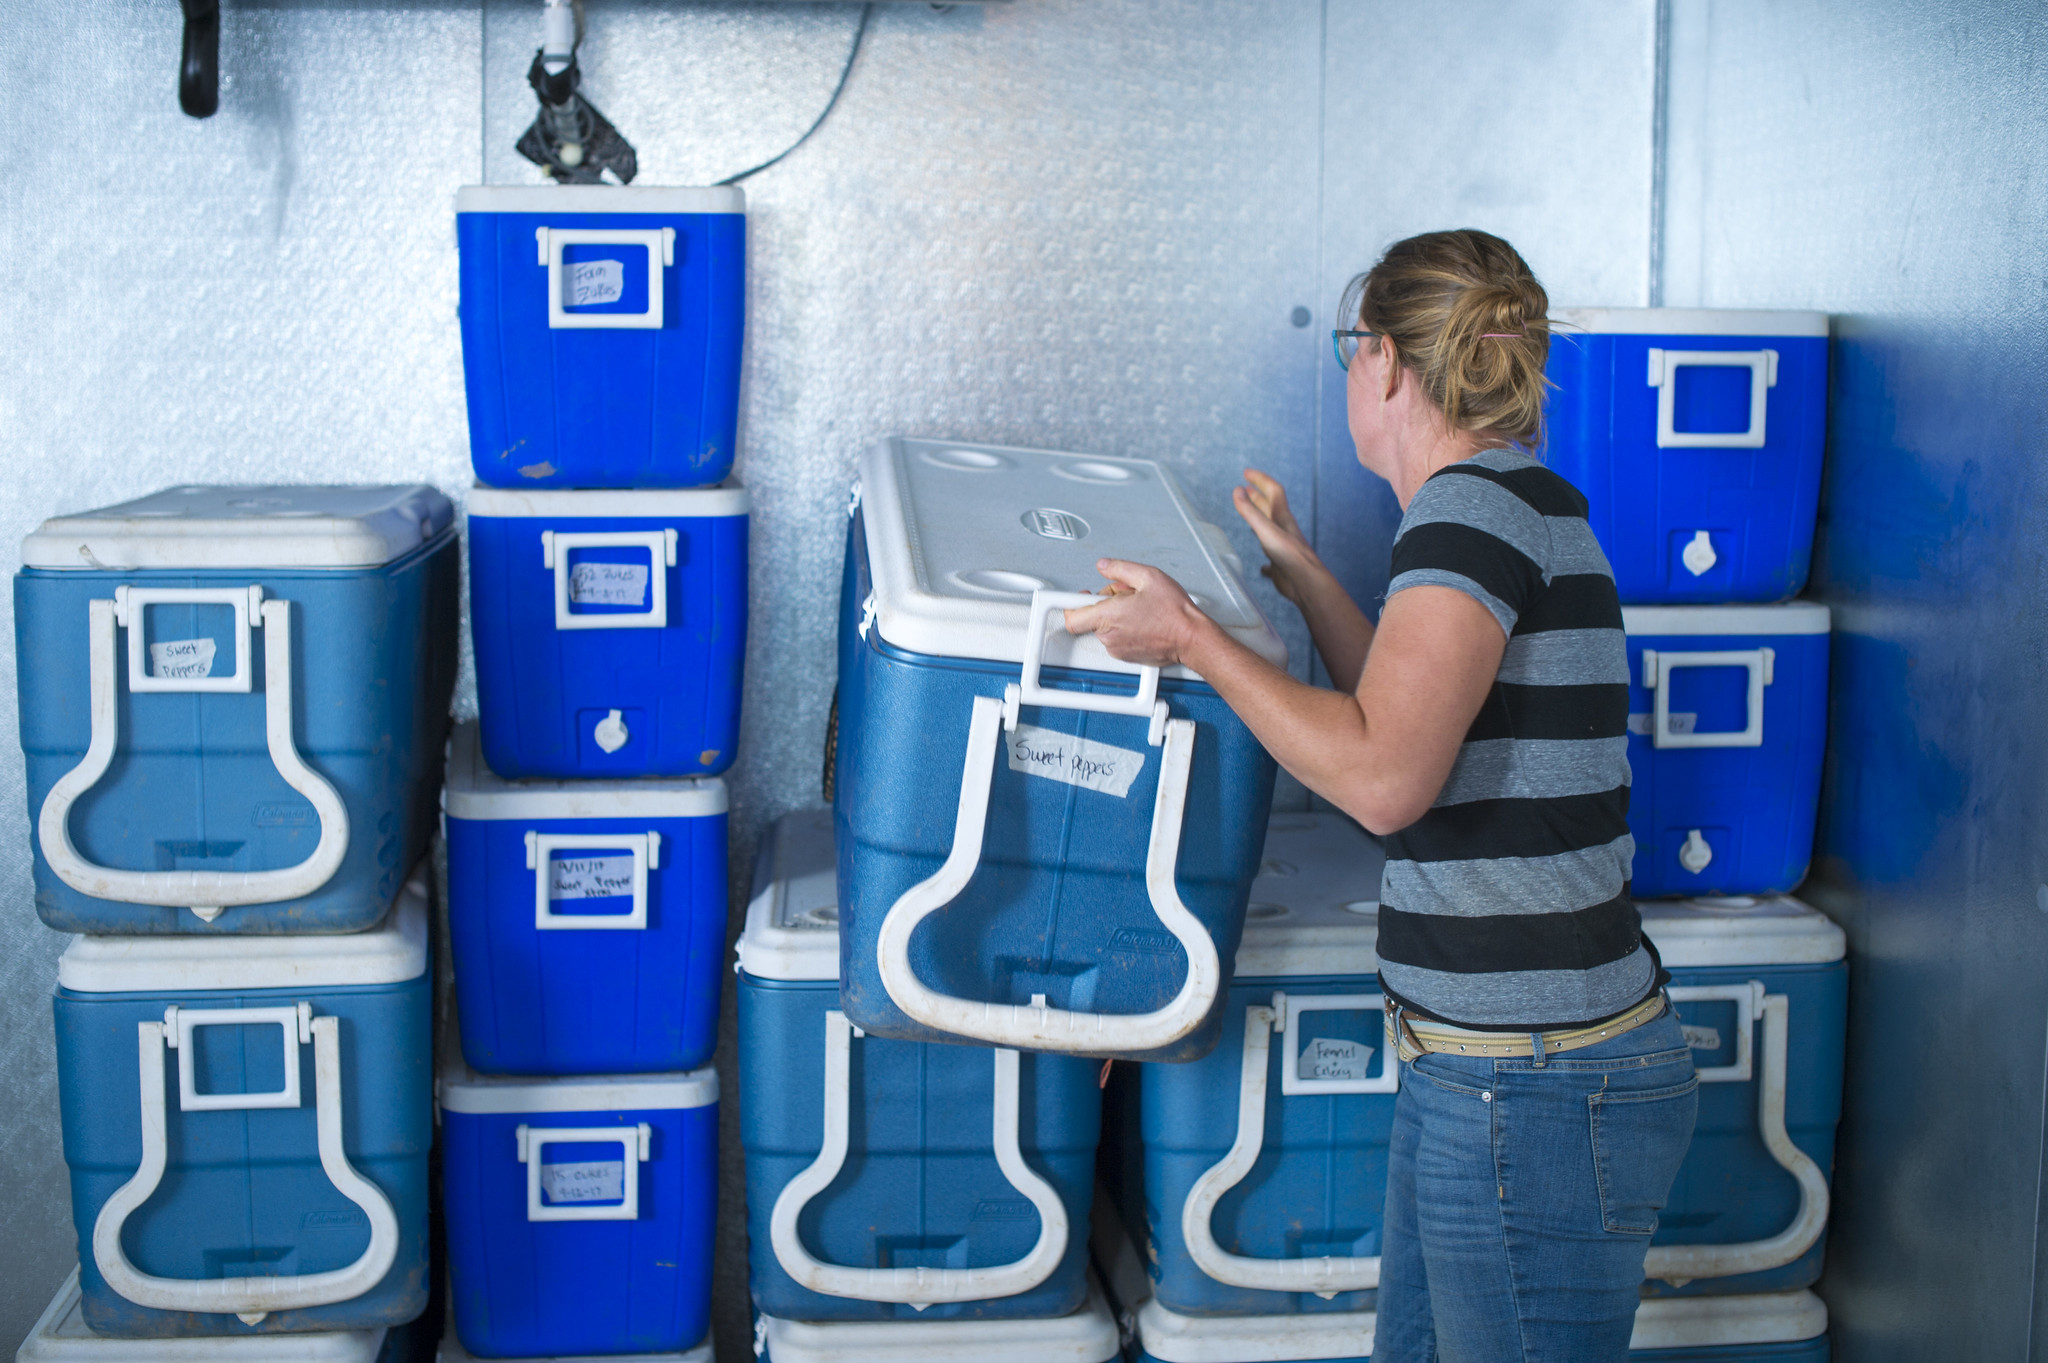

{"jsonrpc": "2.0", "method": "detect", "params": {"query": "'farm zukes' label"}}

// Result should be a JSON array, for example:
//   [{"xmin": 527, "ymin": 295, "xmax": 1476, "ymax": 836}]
[{"xmin": 1005, "ymin": 724, "xmax": 1144, "ymax": 798}]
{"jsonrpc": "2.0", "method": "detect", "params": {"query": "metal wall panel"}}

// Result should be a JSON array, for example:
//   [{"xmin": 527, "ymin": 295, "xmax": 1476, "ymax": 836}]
[{"xmin": 1660, "ymin": 1, "xmax": 2048, "ymax": 1355}]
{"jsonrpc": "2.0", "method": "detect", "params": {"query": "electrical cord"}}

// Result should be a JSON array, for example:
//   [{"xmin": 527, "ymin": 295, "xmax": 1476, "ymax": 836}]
[{"xmin": 717, "ymin": 3, "xmax": 875, "ymax": 186}]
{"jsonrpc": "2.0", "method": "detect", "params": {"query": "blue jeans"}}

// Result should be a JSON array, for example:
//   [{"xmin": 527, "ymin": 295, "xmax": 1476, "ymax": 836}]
[{"xmin": 1374, "ymin": 1006, "xmax": 1698, "ymax": 1362}]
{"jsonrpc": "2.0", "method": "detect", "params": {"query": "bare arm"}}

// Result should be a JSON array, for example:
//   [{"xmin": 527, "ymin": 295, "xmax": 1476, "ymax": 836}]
[
  {"xmin": 1064, "ymin": 560, "xmax": 1504, "ymax": 835},
  {"xmin": 1231, "ymin": 469, "xmax": 1378, "ymax": 691}
]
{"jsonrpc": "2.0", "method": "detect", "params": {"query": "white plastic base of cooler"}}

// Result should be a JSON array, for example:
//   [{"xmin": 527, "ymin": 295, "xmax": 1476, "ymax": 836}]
[
  {"xmin": 753, "ymin": 1274, "xmax": 1120, "ymax": 1363},
  {"xmin": 436, "ymin": 1327, "xmax": 710, "ymax": 1362},
  {"xmin": 17, "ymin": 1269, "xmax": 389, "ymax": 1362}
]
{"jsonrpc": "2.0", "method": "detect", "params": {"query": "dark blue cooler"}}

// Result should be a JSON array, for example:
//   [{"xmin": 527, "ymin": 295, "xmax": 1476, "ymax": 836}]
[
  {"xmin": 1623, "ymin": 604, "xmax": 1830, "ymax": 898},
  {"xmin": 467, "ymin": 484, "xmax": 748, "ymax": 780},
  {"xmin": 441, "ymin": 721, "xmax": 728, "ymax": 1075},
  {"xmin": 740, "ymin": 810, "xmax": 1102, "ymax": 1323},
  {"xmin": 439, "ymin": 1065, "xmax": 717, "ymax": 1358},
  {"xmin": 1545, "ymin": 308, "xmax": 1829, "ymax": 604},
  {"xmin": 1116, "ymin": 813, "xmax": 1392, "ymax": 1318},
  {"xmin": 1641, "ymin": 897, "xmax": 1847, "ymax": 1299},
  {"xmin": 456, "ymin": 185, "xmax": 745, "ymax": 490},
  {"xmin": 17, "ymin": 485, "xmax": 457, "ymax": 934},
  {"xmin": 834, "ymin": 438, "xmax": 1283, "ymax": 1061},
  {"xmin": 52, "ymin": 873, "xmax": 432, "ymax": 1338}
]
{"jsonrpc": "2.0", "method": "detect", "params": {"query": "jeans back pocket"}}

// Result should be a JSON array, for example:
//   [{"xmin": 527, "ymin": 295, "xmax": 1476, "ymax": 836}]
[{"xmin": 1588, "ymin": 1076, "xmax": 1700, "ymax": 1235}]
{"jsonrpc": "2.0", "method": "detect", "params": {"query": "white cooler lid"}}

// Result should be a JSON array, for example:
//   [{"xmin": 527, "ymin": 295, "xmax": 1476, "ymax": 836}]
[
  {"xmin": 1131, "ymin": 1290, "xmax": 1826, "ymax": 1362},
  {"xmin": 1623, "ymin": 602, "xmax": 1830, "ymax": 636},
  {"xmin": 442, "ymin": 722, "xmax": 727, "ymax": 820},
  {"xmin": 57, "ymin": 870, "xmax": 428, "ymax": 994},
  {"xmin": 1554, "ymin": 306, "xmax": 1829, "ymax": 337},
  {"xmin": 17, "ymin": 1268, "xmax": 386, "ymax": 1361},
  {"xmin": 757, "ymin": 1273, "xmax": 1121, "ymax": 1363},
  {"xmin": 22, "ymin": 485, "xmax": 453, "ymax": 571},
  {"xmin": 468, "ymin": 484, "xmax": 749, "ymax": 520},
  {"xmin": 1640, "ymin": 895, "xmax": 1846, "ymax": 967},
  {"xmin": 857, "ymin": 437, "xmax": 1286, "ymax": 678},
  {"xmin": 1233, "ymin": 812, "xmax": 1384, "ymax": 979},
  {"xmin": 437, "ymin": 1060, "xmax": 717, "ymax": 1116},
  {"xmin": 736, "ymin": 809, "xmax": 841, "ymax": 983},
  {"xmin": 456, "ymin": 184, "xmax": 744, "ymax": 216}
]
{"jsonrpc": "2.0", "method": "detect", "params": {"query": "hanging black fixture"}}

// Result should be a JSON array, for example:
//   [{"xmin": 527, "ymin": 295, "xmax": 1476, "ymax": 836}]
[
  {"xmin": 178, "ymin": 0, "xmax": 220, "ymax": 118},
  {"xmin": 517, "ymin": 0, "xmax": 638, "ymax": 185}
]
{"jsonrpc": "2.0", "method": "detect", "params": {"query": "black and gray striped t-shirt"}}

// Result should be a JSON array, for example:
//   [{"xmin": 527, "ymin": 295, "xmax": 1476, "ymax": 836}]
[{"xmin": 1376, "ymin": 448, "xmax": 1654, "ymax": 1030}]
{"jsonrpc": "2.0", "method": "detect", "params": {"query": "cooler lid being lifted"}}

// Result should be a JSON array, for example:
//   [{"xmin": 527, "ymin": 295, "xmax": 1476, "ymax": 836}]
[
  {"xmin": 736, "ymin": 809, "xmax": 841, "ymax": 983},
  {"xmin": 1639, "ymin": 896, "xmax": 1846, "ymax": 967},
  {"xmin": 1232, "ymin": 812, "xmax": 1385, "ymax": 980},
  {"xmin": 442, "ymin": 721, "xmax": 727, "ymax": 821},
  {"xmin": 21, "ymin": 485, "xmax": 454, "ymax": 571},
  {"xmin": 857, "ymin": 437, "xmax": 1287, "ymax": 679}
]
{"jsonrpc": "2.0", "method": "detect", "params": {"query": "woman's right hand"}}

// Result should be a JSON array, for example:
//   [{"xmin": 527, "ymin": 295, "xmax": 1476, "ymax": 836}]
[{"xmin": 1233, "ymin": 468, "xmax": 1323, "ymax": 606}]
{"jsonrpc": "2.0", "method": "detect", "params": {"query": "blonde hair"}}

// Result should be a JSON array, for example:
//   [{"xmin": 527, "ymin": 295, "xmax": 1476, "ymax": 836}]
[{"xmin": 1345, "ymin": 229, "xmax": 1551, "ymax": 447}]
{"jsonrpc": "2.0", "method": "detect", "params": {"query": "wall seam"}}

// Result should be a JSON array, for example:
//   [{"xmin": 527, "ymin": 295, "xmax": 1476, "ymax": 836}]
[{"xmin": 1647, "ymin": 0, "xmax": 1671, "ymax": 308}]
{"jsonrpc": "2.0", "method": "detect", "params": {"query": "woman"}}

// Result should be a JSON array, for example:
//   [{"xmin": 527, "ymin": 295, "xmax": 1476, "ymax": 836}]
[{"xmin": 1066, "ymin": 229, "xmax": 1697, "ymax": 1360}]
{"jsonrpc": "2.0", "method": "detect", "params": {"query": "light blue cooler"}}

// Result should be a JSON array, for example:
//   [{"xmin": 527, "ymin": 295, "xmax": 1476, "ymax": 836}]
[
  {"xmin": 456, "ymin": 186, "xmax": 745, "ymax": 489},
  {"xmin": 739, "ymin": 810, "xmax": 1102, "ymax": 1323},
  {"xmin": 834, "ymin": 438, "xmax": 1284, "ymax": 1062},
  {"xmin": 439, "ymin": 1064, "xmax": 717, "ymax": 1358},
  {"xmin": 1545, "ymin": 308, "xmax": 1829, "ymax": 604},
  {"xmin": 1641, "ymin": 897, "xmax": 1846, "ymax": 1299},
  {"xmin": 1120, "ymin": 813, "xmax": 1393, "ymax": 1318},
  {"xmin": 1623, "ymin": 604, "xmax": 1830, "ymax": 898},
  {"xmin": 442, "ymin": 721, "xmax": 727, "ymax": 1075},
  {"xmin": 467, "ymin": 485, "xmax": 748, "ymax": 780},
  {"xmin": 753, "ymin": 1275, "xmax": 1121, "ymax": 1363},
  {"xmin": 15, "ymin": 1268, "xmax": 391, "ymax": 1362},
  {"xmin": 16, "ymin": 485, "xmax": 458, "ymax": 934},
  {"xmin": 51, "ymin": 873, "xmax": 432, "ymax": 1338}
]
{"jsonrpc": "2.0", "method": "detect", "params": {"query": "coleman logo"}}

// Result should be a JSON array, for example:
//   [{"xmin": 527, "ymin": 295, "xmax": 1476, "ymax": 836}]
[{"xmin": 1020, "ymin": 507, "xmax": 1088, "ymax": 541}]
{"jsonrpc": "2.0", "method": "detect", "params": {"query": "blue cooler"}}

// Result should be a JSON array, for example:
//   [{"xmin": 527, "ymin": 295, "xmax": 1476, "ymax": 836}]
[
  {"xmin": 1121, "ymin": 813, "xmax": 1392, "ymax": 1317},
  {"xmin": 1623, "ymin": 604, "xmax": 1830, "ymax": 898},
  {"xmin": 16, "ymin": 485, "xmax": 458, "ymax": 934},
  {"xmin": 834, "ymin": 438, "xmax": 1284, "ymax": 1061},
  {"xmin": 456, "ymin": 186, "xmax": 745, "ymax": 490},
  {"xmin": 754, "ymin": 1275, "xmax": 1121, "ymax": 1363},
  {"xmin": 439, "ymin": 1065, "xmax": 717, "ymax": 1358},
  {"xmin": 15, "ymin": 1268, "xmax": 391, "ymax": 1361},
  {"xmin": 442, "ymin": 721, "xmax": 727, "ymax": 1075},
  {"xmin": 51, "ymin": 873, "xmax": 432, "ymax": 1338},
  {"xmin": 739, "ymin": 810, "xmax": 1102, "ymax": 1323},
  {"xmin": 467, "ymin": 485, "xmax": 748, "ymax": 780},
  {"xmin": 1545, "ymin": 308, "xmax": 1829, "ymax": 604},
  {"xmin": 1642, "ymin": 897, "xmax": 1846, "ymax": 1298}
]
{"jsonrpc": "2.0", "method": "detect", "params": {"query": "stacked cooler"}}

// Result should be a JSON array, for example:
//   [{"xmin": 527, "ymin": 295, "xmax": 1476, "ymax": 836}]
[
  {"xmin": 434, "ymin": 183, "xmax": 750, "ymax": 1362},
  {"xmin": 14, "ymin": 486, "xmax": 460, "ymax": 1356},
  {"xmin": 737, "ymin": 437, "xmax": 1286, "ymax": 1359}
]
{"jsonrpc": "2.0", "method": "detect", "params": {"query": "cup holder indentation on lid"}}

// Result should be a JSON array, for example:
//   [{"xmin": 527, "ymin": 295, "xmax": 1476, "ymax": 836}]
[
  {"xmin": 1246, "ymin": 902, "xmax": 1290, "ymax": 920},
  {"xmin": 920, "ymin": 447, "xmax": 1012, "ymax": 472},
  {"xmin": 951, "ymin": 568, "xmax": 1053, "ymax": 597},
  {"xmin": 798, "ymin": 904, "xmax": 839, "ymax": 927},
  {"xmin": 1052, "ymin": 460, "xmax": 1143, "ymax": 485},
  {"xmin": 1341, "ymin": 900, "xmax": 1380, "ymax": 916},
  {"xmin": 1691, "ymin": 895, "xmax": 1761, "ymax": 911}
]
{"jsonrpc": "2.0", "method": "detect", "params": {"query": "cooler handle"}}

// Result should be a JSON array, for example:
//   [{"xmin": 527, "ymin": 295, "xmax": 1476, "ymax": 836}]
[
  {"xmin": 92, "ymin": 1013, "xmax": 399, "ymax": 1324},
  {"xmin": 516, "ymin": 1124, "xmax": 652, "ymax": 1222},
  {"xmin": 1004, "ymin": 591, "xmax": 1168, "ymax": 740},
  {"xmin": 162, "ymin": 1003, "xmax": 311, "ymax": 1112},
  {"xmin": 525, "ymin": 830, "xmax": 659, "ymax": 931},
  {"xmin": 875, "ymin": 695, "xmax": 1219, "ymax": 1053},
  {"xmin": 1645, "ymin": 992, "xmax": 1830, "ymax": 1286},
  {"xmin": 1647, "ymin": 347, "xmax": 1778, "ymax": 449},
  {"xmin": 1181, "ymin": 1000, "xmax": 1383, "ymax": 1297},
  {"xmin": 536, "ymin": 226, "xmax": 673, "ymax": 330},
  {"xmin": 1666, "ymin": 982, "xmax": 1762, "ymax": 1084},
  {"xmin": 37, "ymin": 597, "xmax": 350, "ymax": 920},
  {"xmin": 1277, "ymin": 992, "xmax": 1398, "ymax": 1097},
  {"xmin": 1640, "ymin": 648, "xmax": 1773, "ymax": 749},
  {"xmin": 542, "ymin": 529, "xmax": 676, "ymax": 630},
  {"xmin": 768, "ymin": 1011, "xmax": 1068, "ymax": 1305}
]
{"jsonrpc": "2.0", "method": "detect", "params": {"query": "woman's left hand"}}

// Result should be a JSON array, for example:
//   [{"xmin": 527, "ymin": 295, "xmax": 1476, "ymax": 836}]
[{"xmin": 1061, "ymin": 558, "xmax": 1206, "ymax": 668}]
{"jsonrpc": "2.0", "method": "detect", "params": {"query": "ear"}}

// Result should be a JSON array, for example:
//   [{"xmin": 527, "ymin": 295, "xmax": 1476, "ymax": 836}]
[{"xmin": 1378, "ymin": 338, "xmax": 1403, "ymax": 403}]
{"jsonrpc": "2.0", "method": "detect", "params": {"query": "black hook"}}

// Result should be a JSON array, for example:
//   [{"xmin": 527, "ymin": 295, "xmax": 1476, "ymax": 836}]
[{"xmin": 179, "ymin": 0, "xmax": 220, "ymax": 118}]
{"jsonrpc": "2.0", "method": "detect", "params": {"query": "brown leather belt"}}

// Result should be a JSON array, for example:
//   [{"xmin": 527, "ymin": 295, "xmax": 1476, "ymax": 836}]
[{"xmin": 1388, "ymin": 991, "xmax": 1668, "ymax": 1064}]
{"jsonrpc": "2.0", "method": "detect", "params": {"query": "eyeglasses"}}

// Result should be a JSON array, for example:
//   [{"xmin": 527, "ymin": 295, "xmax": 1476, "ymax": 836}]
[{"xmin": 1331, "ymin": 328, "xmax": 1378, "ymax": 371}]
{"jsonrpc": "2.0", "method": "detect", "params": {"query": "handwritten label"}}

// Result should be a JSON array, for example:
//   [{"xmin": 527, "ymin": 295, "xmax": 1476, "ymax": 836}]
[
  {"xmin": 540, "ymin": 1159, "xmax": 624, "ymax": 1205},
  {"xmin": 1299, "ymin": 1037, "xmax": 1374, "ymax": 1083},
  {"xmin": 1006, "ymin": 724, "xmax": 1144, "ymax": 798},
  {"xmin": 569, "ymin": 561, "xmax": 649, "ymax": 607},
  {"xmin": 550, "ymin": 854, "xmax": 635, "ymax": 901},
  {"xmin": 1628, "ymin": 712, "xmax": 1698, "ymax": 736},
  {"xmin": 149, "ymin": 637, "xmax": 216, "ymax": 679},
  {"xmin": 1682, "ymin": 1024, "xmax": 1722, "ymax": 1053},
  {"xmin": 567, "ymin": 259, "xmax": 625, "ymax": 307}
]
